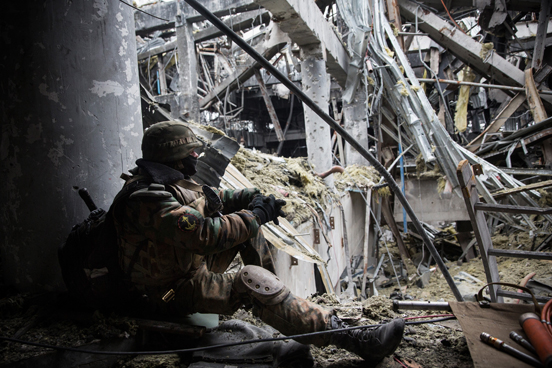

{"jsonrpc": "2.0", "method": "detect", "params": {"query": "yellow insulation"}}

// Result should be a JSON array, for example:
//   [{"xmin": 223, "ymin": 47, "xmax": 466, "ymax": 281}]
[
  {"xmin": 480, "ymin": 43, "xmax": 494, "ymax": 60},
  {"xmin": 454, "ymin": 67, "xmax": 475, "ymax": 133}
]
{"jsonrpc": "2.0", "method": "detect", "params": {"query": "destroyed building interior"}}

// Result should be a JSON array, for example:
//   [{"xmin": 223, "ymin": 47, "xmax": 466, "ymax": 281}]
[{"xmin": 2, "ymin": 0, "xmax": 552, "ymax": 366}]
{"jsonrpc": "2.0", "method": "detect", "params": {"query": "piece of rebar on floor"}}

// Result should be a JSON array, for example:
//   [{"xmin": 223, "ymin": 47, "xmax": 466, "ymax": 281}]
[
  {"xmin": 183, "ymin": 0, "xmax": 464, "ymax": 301},
  {"xmin": 480, "ymin": 332, "xmax": 543, "ymax": 368},
  {"xmin": 536, "ymin": 233, "xmax": 552, "ymax": 252},
  {"xmin": 393, "ymin": 300, "xmax": 451, "ymax": 312},
  {"xmin": 510, "ymin": 331, "xmax": 537, "ymax": 355}
]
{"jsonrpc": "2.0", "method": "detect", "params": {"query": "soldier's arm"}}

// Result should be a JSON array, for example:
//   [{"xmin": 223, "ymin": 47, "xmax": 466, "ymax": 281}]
[
  {"xmin": 218, "ymin": 188, "xmax": 260, "ymax": 213},
  {"xmin": 134, "ymin": 195, "xmax": 261, "ymax": 256}
]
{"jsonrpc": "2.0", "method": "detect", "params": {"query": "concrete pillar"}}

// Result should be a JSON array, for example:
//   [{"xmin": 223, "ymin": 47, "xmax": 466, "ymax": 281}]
[
  {"xmin": 300, "ymin": 44, "xmax": 333, "ymax": 187},
  {"xmin": 176, "ymin": 0, "xmax": 200, "ymax": 123},
  {"xmin": 343, "ymin": 84, "xmax": 370, "ymax": 166},
  {"xmin": 0, "ymin": 0, "xmax": 142, "ymax": 293}
]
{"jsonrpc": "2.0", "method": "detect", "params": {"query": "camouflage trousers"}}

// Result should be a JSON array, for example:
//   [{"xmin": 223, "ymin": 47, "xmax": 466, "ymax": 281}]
[{"xmin": 153, "ymin": 229, "xmax": 333, "ymax": 346}]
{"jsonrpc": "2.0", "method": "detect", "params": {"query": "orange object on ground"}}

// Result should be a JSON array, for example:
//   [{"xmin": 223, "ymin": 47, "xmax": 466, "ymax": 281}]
[{"xmin": 520, "ymin": 312, "xmax": 552, "ymax": 368}]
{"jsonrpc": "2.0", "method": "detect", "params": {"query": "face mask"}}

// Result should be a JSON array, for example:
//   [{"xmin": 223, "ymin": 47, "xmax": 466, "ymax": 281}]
[{"xmin": 180, "ymin": 155, "xmax": 198, "ymax": 177}]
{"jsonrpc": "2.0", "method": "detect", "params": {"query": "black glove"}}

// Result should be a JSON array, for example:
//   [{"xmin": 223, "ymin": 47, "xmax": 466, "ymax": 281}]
[{"xmin": 249, "ymin": 194, "xmax": 287, "ymax": 226}]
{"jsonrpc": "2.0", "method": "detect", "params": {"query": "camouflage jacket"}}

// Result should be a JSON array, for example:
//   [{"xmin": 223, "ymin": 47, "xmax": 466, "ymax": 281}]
[{"xmin": 113, "ymin": 178, "xmax": 261, "ymax": 288}]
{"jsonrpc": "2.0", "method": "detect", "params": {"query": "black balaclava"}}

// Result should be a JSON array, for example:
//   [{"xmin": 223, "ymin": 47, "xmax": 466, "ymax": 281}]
[{"xmin": 180, "ymin": 154, "xmax": 198, "ymax": 178}]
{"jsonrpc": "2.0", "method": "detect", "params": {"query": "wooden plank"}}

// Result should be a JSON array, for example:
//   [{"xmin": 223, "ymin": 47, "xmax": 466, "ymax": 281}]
[
  {"xmin": 381, "ymin": 197, "xmax": 410, "ymax": 263},
  {"xmin": 456, "ymin": 160, "xmax": 502, "ymax": 302},
  {"xmin": 466, "ymin": 93, "xmax": 525, "ymax": 152},
  {"xmin": 491, "ymin": 179, "xmax": 552, "ymax": 199},
  {"xmin": 474, "ymin": 202, "xmax": 552, "ymax": 215},
  {"xmin": 254, "ymin": 68, "xmax": 284, "ymax": 141},
  {"xmin": 488, "ymin": 249, "xmax": 552, "ymax": 260},
  {"xmin": 525, "ymin": 68, "xmax": 548, "ymax": 123}
]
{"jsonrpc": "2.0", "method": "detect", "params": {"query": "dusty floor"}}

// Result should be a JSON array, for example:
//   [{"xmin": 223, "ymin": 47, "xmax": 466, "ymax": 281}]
[
  {"xmin": 1, "ymin": 227, "xmax": 550, "ymax": 367},
  {"xmin": 0, "ymin": 293, "xmax": 469, "ymax": 368}
]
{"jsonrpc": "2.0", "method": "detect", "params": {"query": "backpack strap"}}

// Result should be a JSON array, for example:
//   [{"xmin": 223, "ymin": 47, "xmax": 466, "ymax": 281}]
[{"xmin": 108, "ymin": 179, "xmax": 152, "ymax": 280}]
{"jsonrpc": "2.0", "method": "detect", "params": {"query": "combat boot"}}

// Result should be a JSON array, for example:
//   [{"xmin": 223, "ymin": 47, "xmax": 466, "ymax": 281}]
[{"xmin": 328, "ymin": 315, "xmax": 405, "ymax": 363}]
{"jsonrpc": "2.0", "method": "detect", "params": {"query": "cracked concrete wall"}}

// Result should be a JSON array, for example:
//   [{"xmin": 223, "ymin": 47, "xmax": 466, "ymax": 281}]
[
  {"xmin": 301, "ymin": 44, "xmax": 334, "ymax": 187},
  {"xmin": 0, "ymin": 0, "xmax": 142, "ymax": 293}
]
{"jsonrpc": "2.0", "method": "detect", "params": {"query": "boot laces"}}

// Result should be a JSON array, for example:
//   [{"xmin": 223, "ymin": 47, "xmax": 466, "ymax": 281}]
[{"xmin": 354, "ymin": 325, "xmax": 383, "ymax": 344}]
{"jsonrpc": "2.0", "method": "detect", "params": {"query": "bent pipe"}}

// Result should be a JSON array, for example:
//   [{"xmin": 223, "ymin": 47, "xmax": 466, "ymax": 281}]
[
  {"xmin": 183, "ymin": 0, "xmax": 463, "ymax": 302},
  {"xmin": 317, "ymin": 165, "xmax": 345, "ymax": 179}
]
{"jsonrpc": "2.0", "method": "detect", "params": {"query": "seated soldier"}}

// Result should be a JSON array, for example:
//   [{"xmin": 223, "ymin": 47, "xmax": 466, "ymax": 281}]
[{"xmin": 113, "ymin": 120, "xmax": 405, "ymax": 363}]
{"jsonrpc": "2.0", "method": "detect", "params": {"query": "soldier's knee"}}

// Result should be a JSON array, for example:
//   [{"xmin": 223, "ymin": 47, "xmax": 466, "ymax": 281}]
[{"xmin": 234, "ymin": 265, "xmax": 290, "ymax": 305}]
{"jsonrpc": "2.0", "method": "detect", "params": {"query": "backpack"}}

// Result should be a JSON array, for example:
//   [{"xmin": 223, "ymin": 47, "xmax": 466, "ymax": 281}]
[{"xmin": 58, "ymin": 182, "xmax": 148, "ymax": 311}]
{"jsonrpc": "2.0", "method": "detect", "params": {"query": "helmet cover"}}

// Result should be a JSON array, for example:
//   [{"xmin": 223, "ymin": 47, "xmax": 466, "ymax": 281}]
[{"xmin": 142, "ymin": 121, "xmax": 202, "ymax": 162}]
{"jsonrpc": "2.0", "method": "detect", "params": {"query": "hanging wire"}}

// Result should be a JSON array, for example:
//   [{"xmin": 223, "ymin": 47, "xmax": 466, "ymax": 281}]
[
  {"xmin": 0, "ymin": 316, "xmax": 457, "ymax": 356},
  {"xmin": 118, "ymin": 0, "xmax": 170, "ymax": 22},
  {"xmin": 439, "ymin": 0, "xmax": 465, "ymax": 33}
]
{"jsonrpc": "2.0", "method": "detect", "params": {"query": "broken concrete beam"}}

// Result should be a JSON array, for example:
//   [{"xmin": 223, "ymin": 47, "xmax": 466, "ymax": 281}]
[
  {"xmin": 399, "ymin": 0, "xmax": 552, "ymax": 109},
  {"xmin": 134, "ymin": 1, "xmax": 177, "ymax": 35},
  {"xmin": 254, "ymin": 0, "xmax": 350, "ymax": 87},
  {"xmin": 135, "ymin": 0, "xmax": 259, "ymax": 35},
  {"xmin": 199, "ymin": 22, "xmax": 289, "ymax": 107},
  {"xmin": 194, "ymin": 9, "xmax": 271, "ymax": 43},
  {"xmin": 407, "ymin": 0, "xmax": 541, "ymax": 12},
  {"xmin": 398, "ymin": 0, "xmax": 524, "ymax": 87}
]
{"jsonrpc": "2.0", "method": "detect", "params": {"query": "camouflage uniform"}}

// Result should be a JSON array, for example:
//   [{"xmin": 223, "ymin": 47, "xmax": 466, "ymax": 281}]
[
  {"xmin": 113, "ymin": 121, "xmax": 405, "ymax": 359},
  {"xmin": 114, "ymin": 177, "xmax": 333, "ymax": 346}
]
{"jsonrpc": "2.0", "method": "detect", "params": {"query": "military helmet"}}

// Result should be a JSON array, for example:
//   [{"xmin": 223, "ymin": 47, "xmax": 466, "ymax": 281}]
[{"xmin": 142, "ymin": 121, "xmax": 202, "ymax": 162}]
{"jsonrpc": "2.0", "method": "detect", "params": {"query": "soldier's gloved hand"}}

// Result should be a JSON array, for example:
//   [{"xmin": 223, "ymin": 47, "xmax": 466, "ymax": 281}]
[
  {"xmin": 273, "ymin": 198, "xmax": 287, "ymax": 226},
  {"xmin": 250, "ymin": 194, "xmax": 286, "ymax": 226}
]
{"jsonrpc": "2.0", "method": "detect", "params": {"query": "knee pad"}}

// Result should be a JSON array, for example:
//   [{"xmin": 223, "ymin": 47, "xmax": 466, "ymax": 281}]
[{"xmin": 234, "ymin": 265, "xmax": 290, "ymax": 305}]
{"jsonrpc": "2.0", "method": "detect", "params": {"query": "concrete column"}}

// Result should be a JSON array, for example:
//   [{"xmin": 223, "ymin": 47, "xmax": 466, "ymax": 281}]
[
  {"xmin": 1, "ymin": 0, "xmax": 142, "ymax": 292},
  {"xmin": 343, "ymin": 84, "xmax": 369, "ymax": 166},
  {"xmin": 176, "ymin": 0, "xmax": 200, "ymax": 123},
  {"xmin": 300, "ymin": 44, "xmax": 333, "ymax": 187}
]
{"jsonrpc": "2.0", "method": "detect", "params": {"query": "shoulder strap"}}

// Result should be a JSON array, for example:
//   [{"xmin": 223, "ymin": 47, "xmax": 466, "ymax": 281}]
[{"xmin": 174, "ymin": 179, "xmax": 204, "ymax": 193}]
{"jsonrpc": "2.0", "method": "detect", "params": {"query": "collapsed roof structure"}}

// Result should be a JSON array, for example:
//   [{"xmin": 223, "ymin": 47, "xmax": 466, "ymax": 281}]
[
  {"xmin": 1, "ymin": 0, "xmax": 552, "ymax": 366},
  {"xmin": 133, "ymin": 0, "xmax": 552, "ymax": 299}
]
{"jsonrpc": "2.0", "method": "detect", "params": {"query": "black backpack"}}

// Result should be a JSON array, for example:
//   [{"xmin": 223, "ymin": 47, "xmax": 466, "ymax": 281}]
[{"xmin": 58, "ymin": 183, "xmax": 147, "ymax": 311}]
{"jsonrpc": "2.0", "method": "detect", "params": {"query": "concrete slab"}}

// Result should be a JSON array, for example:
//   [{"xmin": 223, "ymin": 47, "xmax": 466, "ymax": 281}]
[{"xmin": 254, "ymin": 0, "xmax": 350, "ymax": 87}]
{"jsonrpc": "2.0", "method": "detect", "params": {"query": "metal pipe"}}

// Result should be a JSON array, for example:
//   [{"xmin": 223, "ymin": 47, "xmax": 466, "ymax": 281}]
[
  {"xmin": 481, "ymin": 332, "xmax": 543, "ymax": 368},
  {"xmin": 510, "ymin": 331, "xmax": 537, "ymax": 355},
  {"xmin": 183, "ymin": 0, "xmax": 464, "ymax": 301},
  {"xmin": 415, "ymin": 78, "xmax": 552, "ymax": 96},
  {"xmin": 393, "ymin": 300, "xmax": 452, "ymax": 311}
]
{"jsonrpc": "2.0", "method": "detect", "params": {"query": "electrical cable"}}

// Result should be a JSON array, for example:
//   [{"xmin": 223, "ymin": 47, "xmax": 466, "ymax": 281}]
[
  {"xmin": 439, "ymin": 0, "xmax": 465, "ymax": 34},
  {"xmin": 118, "ymin": 0, "xmax": 170, "ymax": 22},
  {"xmin": 0, "ymin": 316, "xmax": 456, "ymax": 356}
]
